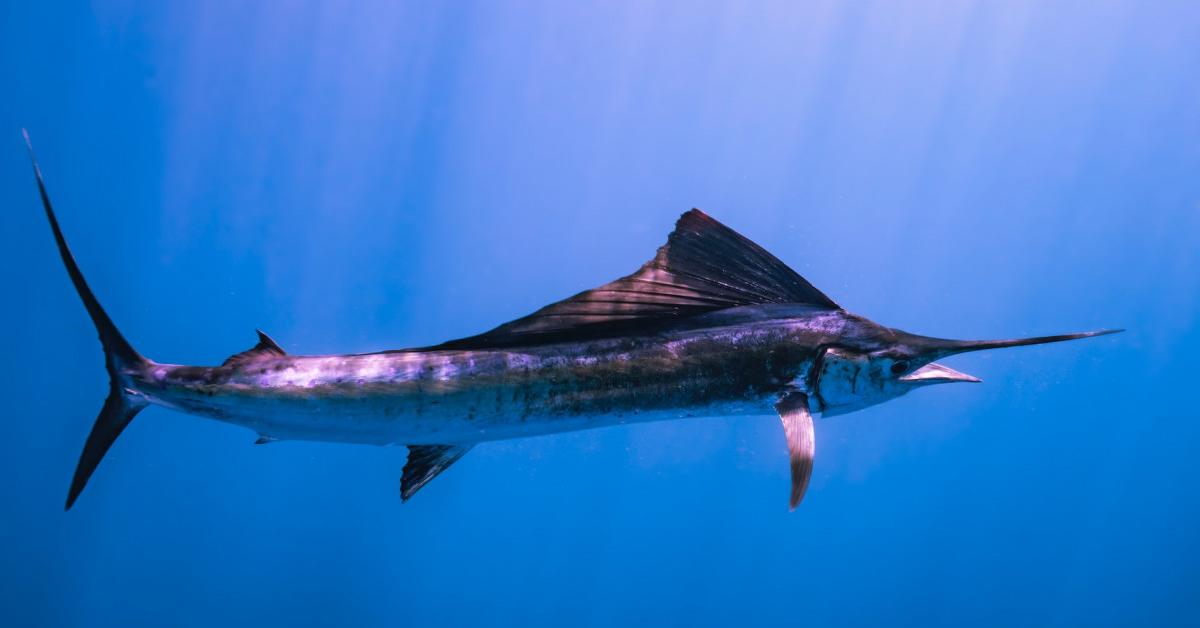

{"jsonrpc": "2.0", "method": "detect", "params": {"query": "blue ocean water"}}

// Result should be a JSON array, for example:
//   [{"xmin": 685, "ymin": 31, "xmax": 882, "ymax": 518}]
[{"xmin": 2, "ymin": 2, "xmax": 1198, "ymax": 626}]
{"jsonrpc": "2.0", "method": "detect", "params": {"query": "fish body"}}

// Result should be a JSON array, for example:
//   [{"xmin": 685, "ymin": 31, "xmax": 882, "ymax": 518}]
[
  {"xmin": 23, "ymin": 132, "xmax": 1119, "ymax": 510},
  {"xmin": 135, "ymin": 305, "xmax": 857, "ymax": 446}
]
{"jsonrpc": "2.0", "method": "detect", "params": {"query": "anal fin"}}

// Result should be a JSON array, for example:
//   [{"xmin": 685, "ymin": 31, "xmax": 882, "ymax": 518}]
[{"xmin": 401, "ymin": 444, "xmax": 472, "ymax": 502}]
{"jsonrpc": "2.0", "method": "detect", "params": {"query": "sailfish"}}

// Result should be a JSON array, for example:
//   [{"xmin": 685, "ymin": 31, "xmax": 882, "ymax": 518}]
[{"xmin": 25, "ymin": 132, "xmax": 1119, "ymax": 511}]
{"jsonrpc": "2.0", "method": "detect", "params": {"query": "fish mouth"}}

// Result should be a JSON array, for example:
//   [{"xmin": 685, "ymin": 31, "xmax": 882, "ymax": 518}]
[{"xmin": 898, "ymin": 362, "xmax": 981, "ymax": 384}]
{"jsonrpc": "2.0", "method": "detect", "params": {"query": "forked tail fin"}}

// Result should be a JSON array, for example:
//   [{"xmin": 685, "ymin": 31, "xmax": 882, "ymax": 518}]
[{"xmin": 23, "ymin": 130, "xmax": 149, "ymax": 510}]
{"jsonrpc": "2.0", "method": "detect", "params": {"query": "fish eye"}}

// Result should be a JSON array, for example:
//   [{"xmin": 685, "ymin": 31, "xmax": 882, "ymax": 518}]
[{"xmin": 890, "ymin": 361, "xmax": 910, "ymax": 375}]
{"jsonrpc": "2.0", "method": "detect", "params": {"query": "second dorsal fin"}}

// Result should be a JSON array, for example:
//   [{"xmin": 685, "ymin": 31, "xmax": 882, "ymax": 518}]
[
  {"xmin": 223, "ymin": 330, "xmax": 286, "ymax": 366},
  {"xmin": 434, "ymin": 209, "xmax": 839, "ymax": 350}
]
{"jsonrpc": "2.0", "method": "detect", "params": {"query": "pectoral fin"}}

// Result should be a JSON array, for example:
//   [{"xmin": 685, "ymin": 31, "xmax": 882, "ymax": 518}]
[
  {"xmin": 401, "ymin": 444, "xmax": 472, "ymax": 502},
  {"xmin": 775, "ymin": 392, "xmax": 815, "ymax": 510}
]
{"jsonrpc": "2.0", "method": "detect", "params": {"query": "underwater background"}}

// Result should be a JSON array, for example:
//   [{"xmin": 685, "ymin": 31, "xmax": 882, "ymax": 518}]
[{"xmin": 2, "ymin": 2, "xmax": 1198, "ymax": 626}]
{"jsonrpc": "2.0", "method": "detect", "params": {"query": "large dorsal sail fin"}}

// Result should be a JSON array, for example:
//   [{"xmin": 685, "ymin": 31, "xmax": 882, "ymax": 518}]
[
  {"xmin": 434, "ymin": 209, "xmax": 838, "ymax": 350},
  {"xmin": 223, "ymin": 330, "xmax": 286, "ymax": 366}
]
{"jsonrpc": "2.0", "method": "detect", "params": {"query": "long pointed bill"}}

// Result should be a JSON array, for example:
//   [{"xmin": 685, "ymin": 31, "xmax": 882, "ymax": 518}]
[
  {"xmin": 899, "ymin": 362, "xmax": 981, "ymax": 384},
  {"xmin": 915, "ymin": 328, "xmax": 1123, "ymax": 359}
]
